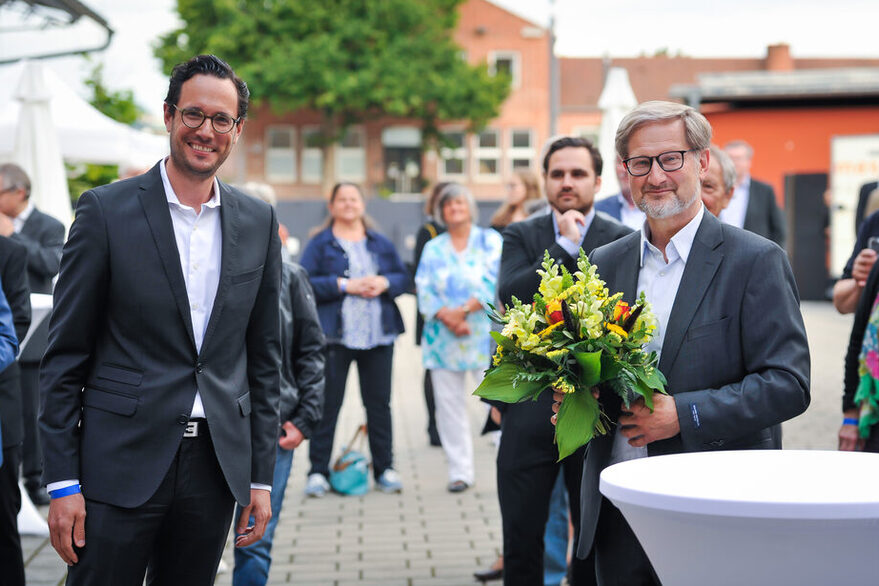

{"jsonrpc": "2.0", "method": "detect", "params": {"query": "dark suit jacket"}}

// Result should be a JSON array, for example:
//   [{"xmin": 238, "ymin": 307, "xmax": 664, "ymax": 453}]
[
  {"xmin": 577, "ymin": 211, "xmax": 810, "ymax": 557},
  {"xmin": 496, "ymin": 212, "xmax": 632, "ymax": 466},
  {"xmin": 743, "ymin": 179, "xmax": 786, "ymax": 249},
  {"xmin": 0, "ymin": 236, "xmax": 31, "ymax": 448},
  {"xmin": 594, "ymin": 195, "xmax": 623, "ymax": 222},
  {"xmin": 39, "ymin": 164, "xmax": 281, "ymax": 507},
  {"xmin": 13, "ymin": 207, "xmax": 65, "ymax": 295}
]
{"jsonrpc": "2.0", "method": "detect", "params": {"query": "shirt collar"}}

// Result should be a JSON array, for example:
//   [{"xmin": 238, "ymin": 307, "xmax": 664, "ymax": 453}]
[
  {"xmin": 639, "ymin": 204, "xmax": 705, "ymax": 267},
  {"xmin": 16, "ymin": 201, "xmax": 35, "ymax": 224},
  {"xmin": 159, "ymin": 157, "xmax": 221, "ymax": 210}
]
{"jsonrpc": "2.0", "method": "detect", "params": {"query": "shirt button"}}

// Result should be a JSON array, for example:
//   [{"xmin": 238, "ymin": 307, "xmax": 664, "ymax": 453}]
[
  {"xmin": 191, "ymin": 302, "xmax": 199, "ymax": 310},
  {"xmin": 196, "ymin": 363, "xmax": 204, "ymax": 374},
  {"xmin": 177, "ymin": 415, "xmax": 188, "ymax": 424}
]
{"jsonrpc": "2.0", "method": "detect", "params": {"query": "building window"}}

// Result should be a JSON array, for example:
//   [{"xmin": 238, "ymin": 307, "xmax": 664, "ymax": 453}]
[
  {"xmin": 265, "ymin": 126, "xmax": 296, "ymax": 182},
  {"xmin": 509, "ymin": 129, "xmax": 535, "ymax": 172},
  {"xmin": 438, "ymin": 130, "xmax": 467, "ymax": 179},
  {"xmin": 572, "ymin": 126, "xmax": 600, "ymax": 147},
  {"xmin": 489, "ymin": 51, "xmax": 521, "ymax": 89},
  {"xmin": 475, "ymin": 129, "xmax": 501, "ymax": 180},
  {"xmin": 301, "ymin": 126, "xmax": 323, "ymax": 185},
  {"xmin": 336, "ymin": 125, "xmax": 366, "ymax": 182}
]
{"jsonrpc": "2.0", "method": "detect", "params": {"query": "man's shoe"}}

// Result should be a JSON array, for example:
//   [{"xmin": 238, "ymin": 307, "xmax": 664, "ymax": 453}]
[
  {"xmin": 473, "ymin": 567, "xmax": 503, "ymax": 582},
  {"xmin": 447, "ymin": 480, "xmax": 470, "ymax": 493},
  {"xmin": 376, "ymin": 469, "xmax": 403, "ymax": 493},
  {"xmin": 304, "ymin": 473, "xmax": 329, "ymax": 498},
  {"xmin": 27, "ymin": 485, "xmax": 50, "ymax": 506}
]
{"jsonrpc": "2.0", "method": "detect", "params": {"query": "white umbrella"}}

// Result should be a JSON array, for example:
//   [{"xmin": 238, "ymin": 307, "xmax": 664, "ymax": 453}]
[
  {"xmin": 597, "ymin": 67, "xmax": 637, "ymax": 198},
  {"xmin": 13, "ymin": 60, "xmax": 72, "ymax": 229}
]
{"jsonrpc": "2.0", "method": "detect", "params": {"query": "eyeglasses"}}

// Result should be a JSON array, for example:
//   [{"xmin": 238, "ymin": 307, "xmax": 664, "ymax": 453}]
[
  {"xmin": 167, "ymin": 103, "xmax": 240, "ymax": 134},
  {"xmin": 623, "ymin": 149, "xmax": 699, "ymax": 177}
]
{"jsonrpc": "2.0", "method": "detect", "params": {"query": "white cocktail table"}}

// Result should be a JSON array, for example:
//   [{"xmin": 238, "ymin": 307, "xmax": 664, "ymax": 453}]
[{"xmin": 600, "ymin": 450, "xmax": 879, "ymax": 586}]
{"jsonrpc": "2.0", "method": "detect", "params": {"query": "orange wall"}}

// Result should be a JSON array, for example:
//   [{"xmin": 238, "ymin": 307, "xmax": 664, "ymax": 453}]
[{"xmin": 706, "ymin": 106, "xmax": 879, "ymax": 205}]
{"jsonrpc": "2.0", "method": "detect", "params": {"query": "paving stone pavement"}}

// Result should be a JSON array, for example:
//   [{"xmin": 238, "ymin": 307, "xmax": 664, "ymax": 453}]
[{"xmin": 22, "ymin": 299, "xmax": 851, "ymax": 585}]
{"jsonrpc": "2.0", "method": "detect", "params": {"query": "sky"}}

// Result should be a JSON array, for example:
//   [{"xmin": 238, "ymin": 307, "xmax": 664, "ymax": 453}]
[{"xmin": 1, "ymin": 0, "xmax": 877, "ymax": 121}]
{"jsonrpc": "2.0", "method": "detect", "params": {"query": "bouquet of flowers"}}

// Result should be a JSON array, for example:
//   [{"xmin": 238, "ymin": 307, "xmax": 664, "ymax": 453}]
[{"xmin": 474, "ymin": 250, "xmax": 667, "ymax": 460}]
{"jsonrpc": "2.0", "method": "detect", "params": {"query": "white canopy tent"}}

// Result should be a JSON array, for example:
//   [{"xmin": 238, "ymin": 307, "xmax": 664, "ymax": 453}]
[
  {"xmin": 0, "ymin": 60, "xmax": 168, "ymax": 168},
  {"xmin": 596, "ymin": 67, "xmax": 638, "ymax": 198}
]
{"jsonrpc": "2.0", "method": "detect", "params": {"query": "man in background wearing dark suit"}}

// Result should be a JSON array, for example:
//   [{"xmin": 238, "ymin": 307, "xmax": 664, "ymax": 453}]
[
  {"xmin": 565, "ymin": 101, "xmax": 809, "ymax": 585},
  {"xmin": 39, "ymin": 55, "xmax": 281, "ymax": 584},
  {"xmin": 0, "ymin": 217, "xmax": 32, "ymax": 586},
  {"xmin": 0, "ymin": 163, "xmax": 65, "ymax": 506},
  {"xmin": 497, "ymin": 136, "xmax": 631, "ymax": 585},
  {"xmin": 594, "ymin": 158, "xmax": 645, "ymax": 231},
  {"xmin": 719, "ymin": 140, "xmax": 786, "ymax": 248}
]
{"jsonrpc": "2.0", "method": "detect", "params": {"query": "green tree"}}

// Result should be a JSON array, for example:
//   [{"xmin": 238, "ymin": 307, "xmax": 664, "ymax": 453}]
[{"xmin": 155, "ymin": 0, "xmax": 510, "ymax": 194}]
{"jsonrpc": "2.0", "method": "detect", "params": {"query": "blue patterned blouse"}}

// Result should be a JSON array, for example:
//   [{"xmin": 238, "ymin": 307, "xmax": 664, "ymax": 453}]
[
  {"xmin": 338, "ymin": 238, "xmax": 397, "ymax": 349},
  {"xmin": 415, "ymin": 226, "xmax": 503, "ymax": 370}
]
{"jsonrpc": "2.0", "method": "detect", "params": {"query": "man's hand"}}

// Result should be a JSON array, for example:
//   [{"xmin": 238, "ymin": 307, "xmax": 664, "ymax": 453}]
[
  {"xmin": 235, "ymin": 489, "xmax": 272, "ymax": 548},
  {"xmin": 851, "ymin": 248, "xmax": 878, "ymax": 286},
  {"xmin": 48, "ymin": 493, "xmax": 86, "ymax": 565},
  {"xmin": 279, "ymin": 421, "xmax": 304, "ymax": 450},
  {"xmin": 556, "ymin": 209, "xmax": 586, "ymax": 243},
  {"xmin": 618, "ymin": 393, "xmax": 680, "ymax": 447},
  {"xmin": 0, "ymin": 214, "xmax": 14, "ymax": 238}
]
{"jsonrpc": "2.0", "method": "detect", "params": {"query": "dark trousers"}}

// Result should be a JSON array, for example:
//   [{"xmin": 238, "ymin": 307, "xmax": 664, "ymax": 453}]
[
  {"xmin": 593, "ymin": 497, "xmax": 659, "ymax": 586},
  {"xmin": 424, "ymin": 369, "xmax": 438, "ymax": 440},
  {"xmin": 0, "ymin": 445, "xmax": 25, "ymax": 586},
  {"xmin": 309, "ymin": 344, "xmax": 394, "ymax": 479},
  {"xmin": 66, "ymin": 427, "xmax": 235, "ymax": 586},
  {"xmin": 19, "ymin": 363, "xmax": 41, "ymax": 488},
  {"xmin": 497, "ymin": 444, "xmax": 595, "ymax": 586}
]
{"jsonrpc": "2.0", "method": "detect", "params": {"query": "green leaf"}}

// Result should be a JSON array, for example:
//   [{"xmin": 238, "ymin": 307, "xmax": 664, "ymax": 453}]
[
  {"xmin": 555, "ymin": 389, "xmax": 601, "ymax": 461},
  {"xmin": 473, "ymin": 363, "xmax": 545, "ymax": 403},
  {"xmin": 489, "ymin": 331, "xmax": 516, "ymax": 352},
  {"xmin": 572, "ymin": 350, "xmax": 601, "ymax": 387}
]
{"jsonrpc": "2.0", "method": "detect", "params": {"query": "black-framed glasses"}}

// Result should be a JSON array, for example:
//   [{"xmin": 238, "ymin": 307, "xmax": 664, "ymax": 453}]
[
  {"xmin": 167, "ymin": 103, "xmax": 240, "ymax": 134},
  {"xmin": 623, "ymin": 149, "xmax": 699, "ymax": 177}
]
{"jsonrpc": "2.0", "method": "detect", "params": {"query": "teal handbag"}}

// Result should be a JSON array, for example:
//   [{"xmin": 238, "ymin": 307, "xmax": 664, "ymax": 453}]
[{"xmin": 329, "ymin": 424, "xmax": 370, "ymax": 496}]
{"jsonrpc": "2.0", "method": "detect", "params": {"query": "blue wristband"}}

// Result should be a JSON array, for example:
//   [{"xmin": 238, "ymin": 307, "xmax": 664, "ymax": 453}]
[
  {"xmin": 843, "ymin": 417, "xmax": 859, "ymax": 426},
  {"xmin": 49, "ymin": 485, "xmax": 81, "ymax": 499}
]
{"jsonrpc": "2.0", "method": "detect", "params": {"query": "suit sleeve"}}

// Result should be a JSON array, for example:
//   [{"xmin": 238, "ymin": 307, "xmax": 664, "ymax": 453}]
[
  {"xmin": 497, "ymin": 222, "xmax": 574, "ymax": 307},
  {"xmin": 673, "ymin": 245, "xmax": 810, "ymax": 449},
  {"xmin": 245, "ymin": 207, "xmax": 282, "ymax": 486},
  {"xmin": 38, "ymin": 192, "xmax": 109, "ymax": 484},
  {"xmin": 1, "ymin": 240, "xmax": 31, "ymax": 343},
  {"xmin": 287, "ymin": 266, "xmax": 326, "ymax": 438},
  {"xmin": 12, "ymin": 215, "xmax": 65, "ymax": 282},
  {"xmin": 765, "ymin": 185, "xmax": 787, "ymax": 249}
]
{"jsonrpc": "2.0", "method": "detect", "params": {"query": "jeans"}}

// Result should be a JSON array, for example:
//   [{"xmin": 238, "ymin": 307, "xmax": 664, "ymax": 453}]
[
  {"xmin": 233, "ymin": 444, "xmax": 294, "ymax": 586},
  {"xmin": 309, "ymin": 344, "xmax": 394, "ymax": 479},
  {"xmin": 543, "ymin": 470, "xmax": 569, "ymax": 586}
]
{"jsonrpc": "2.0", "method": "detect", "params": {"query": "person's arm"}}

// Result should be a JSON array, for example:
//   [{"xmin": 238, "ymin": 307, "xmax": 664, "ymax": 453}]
[
  {"xmin": 286, "ymin": 266, "xmax": 326, "ymax": 440},
  {"xmin": 299, "ymin": 235, "xmax": 344, "ymax": 302},
  {"xmin": 1, "ymin": 239, "xmax": 31, "ymax": 342},
  {"xmin": 12, "ymin": 216, "xmax": 65, "ymax": 281},
  {"xmin": 376, "ymin": 235, "xmax": 410, "ymax": 298},
  {"xmin": 414, "ymin": 239, "xmax": 446, "ymax": 320}
]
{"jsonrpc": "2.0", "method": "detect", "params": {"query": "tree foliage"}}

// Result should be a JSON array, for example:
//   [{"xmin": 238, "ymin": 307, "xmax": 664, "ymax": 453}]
[{"xmin": 155, "ymin": 0, "xmax": 511, "ymax": 188}]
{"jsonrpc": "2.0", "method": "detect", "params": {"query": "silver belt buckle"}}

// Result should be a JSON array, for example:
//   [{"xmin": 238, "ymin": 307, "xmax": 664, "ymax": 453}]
[{"xmin": 183, "ymin": 420, "xmax": 199, "ymax": 438}]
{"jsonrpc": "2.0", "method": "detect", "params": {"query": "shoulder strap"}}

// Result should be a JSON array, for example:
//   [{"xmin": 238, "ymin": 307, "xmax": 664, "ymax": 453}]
[{"xmin": 425, "ymin": 222, "xmax": 439, "ymax": 240}]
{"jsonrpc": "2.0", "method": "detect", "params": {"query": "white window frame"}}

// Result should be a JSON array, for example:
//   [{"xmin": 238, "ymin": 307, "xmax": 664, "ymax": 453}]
[
  {"xmin": 474, "ymin": 128, "xmax": 501, "ymax": 182},
  {"xmin": 335, "ymin": 125, "xmax": 366, "ymax": 182},
  {"xmin": 437, "ymin": 129, "xmax": 468, "ymax": 181},
  {"xmin": 489, "ymin": 51, "xmax": 521, "ymax": 89},
  {"xmin": 264, "ymin": 125, "xmax": 297, "ymax": 182},
  {"xmin": 301, "ymin": 125, "xmax": 323, "ymax": 185},
  {"xmin": 508, "ymin": 128, "xmax": 535, "ymax": 173}
]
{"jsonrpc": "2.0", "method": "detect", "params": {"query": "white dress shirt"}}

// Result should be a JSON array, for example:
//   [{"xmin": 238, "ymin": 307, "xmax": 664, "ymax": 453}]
[
  {"xmin": 719, "ymin": 176, "xmax": 750, "ymax": 229},
  {"xmin": 608, "ymin": 205, "xmax": 705, "ymax": 466},
  {"xmin": 12, "ymin": 201, "xmax": 34, "ymax": 233}
]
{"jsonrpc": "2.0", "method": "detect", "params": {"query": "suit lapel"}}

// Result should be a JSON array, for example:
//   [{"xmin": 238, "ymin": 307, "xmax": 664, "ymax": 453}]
[
  {"xmin": 658, "ymin": 213, "xmax": 723, "ymax": 374},
  {"xmin": 138, "ymin": 167, "xmax": 197, "ymax": 351},
  {"xmin": 200, "ymin": 182, "xmax": 239, "ymax": 355}
]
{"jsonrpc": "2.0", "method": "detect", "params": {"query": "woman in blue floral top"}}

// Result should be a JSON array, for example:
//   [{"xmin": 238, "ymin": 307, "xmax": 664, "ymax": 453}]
[
  {"xmin": 415, "ymin": 183, "xmax": 502, "ymax": 492},
  {"xmin": 300, "ymin": 183, "xmax": 408, "ymax": 496}
]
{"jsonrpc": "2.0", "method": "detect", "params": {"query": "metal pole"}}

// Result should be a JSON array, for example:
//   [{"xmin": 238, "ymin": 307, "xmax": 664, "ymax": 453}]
[{"xmin": 548, "ymin": 0, "xmax": 559, "ymax": 137}]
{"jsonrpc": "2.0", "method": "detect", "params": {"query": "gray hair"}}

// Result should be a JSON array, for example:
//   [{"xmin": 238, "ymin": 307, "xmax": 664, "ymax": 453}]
[
  {"xmin": 615, "ymin": 101, "xmax": 712, "ymax": 160},
  {"xmin": 0, "ymin": 163, "xmax": 30, "ymax": 198},
  {"xmin": 237, "ymin": 181, "xmax": 277, "ymax": 207},
  {"xmin": 434, "ymin": 182, "xmax": 478, "ymax": 227},
  {"xmin": 723, "ymin": 139, "xmax": 754, "ymax": 159},
  {"xmin": 709, "ymin": 145, "xmax": 737, "ymax": 192}
]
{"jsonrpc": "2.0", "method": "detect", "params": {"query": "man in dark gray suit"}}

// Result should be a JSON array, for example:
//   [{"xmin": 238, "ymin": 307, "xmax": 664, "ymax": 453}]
[
  {"xmin": 39, "ymin": 55, "xmax": 281, "ymax": 584},
  {"xmin": 720, "ymin": 140, "xmax": 786, "ymax": 248},
  {"xmin": 560, "ymin": 102, "xmax": 810, "ymax": 585},
  {"xmin": 497, "ymin": 136, "xmax": 631, "ymax": 585},
  {"xmin": 0, "ymin": 163, "xmax": 65, "ymax": 505}
]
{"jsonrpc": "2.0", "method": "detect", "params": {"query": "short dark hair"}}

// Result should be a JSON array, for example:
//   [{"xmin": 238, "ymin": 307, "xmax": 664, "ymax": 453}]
[
  {"xmin": 542, "ymin": 136, "xmax": 603, "ymax": 177},
  {"xmin": 165, "ymin": 55, "xmax": 250, "ymax": 120}
]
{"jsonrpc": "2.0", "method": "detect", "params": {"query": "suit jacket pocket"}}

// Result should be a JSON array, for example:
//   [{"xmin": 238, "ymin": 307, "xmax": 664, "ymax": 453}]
[
  {"xmin": 95, "ymin": 363, "xmax": 143, "ymax": 386},
  {"xmin": 82, "ymin": 387, "xmax": 138, "ymax": 416},
  {"xmin": 238, "ymin": 392, "xmax": 251, "ymax": 416},
  {"xmin": 686, "ymin": 316, "xmax": 730, "ymax": 341},
  {"xmin": 230, "ymin": 265, "xmax": 264, "ymax": 286}
]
